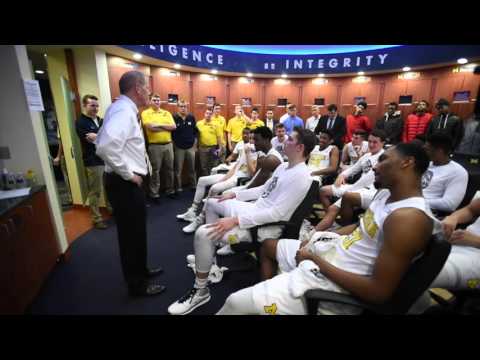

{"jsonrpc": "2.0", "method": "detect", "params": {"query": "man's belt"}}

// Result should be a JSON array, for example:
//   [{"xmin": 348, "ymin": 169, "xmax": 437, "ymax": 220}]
[{"xmin": 150, "ymin": 141, "xmax": 172, "ymax": 145}]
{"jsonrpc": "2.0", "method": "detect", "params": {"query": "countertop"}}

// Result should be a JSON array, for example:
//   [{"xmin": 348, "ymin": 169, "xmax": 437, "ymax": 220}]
[{"xmin": 0, "ymin": 185, "xmax": 46, "ymax": 218}]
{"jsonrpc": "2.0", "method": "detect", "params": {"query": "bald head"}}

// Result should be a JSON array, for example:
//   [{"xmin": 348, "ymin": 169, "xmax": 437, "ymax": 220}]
[{"xmin": 119, "ymin": 71, "xmax": 146, "ymax": 94}]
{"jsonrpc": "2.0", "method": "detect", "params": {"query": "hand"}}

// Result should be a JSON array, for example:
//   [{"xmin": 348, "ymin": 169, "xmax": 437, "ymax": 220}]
[
  {"xmin": 214, "ymin": 192, "xmax": 236, "ymax": 202},
  {"xmin": 334, "ymin": 175, "xmax": 345, "ymax": 188},
  {"xmin": 442, "ymin": 216, "xmax": 458, "ymax": 240},
  {"xmin": 85, "ymin": 133, "xmax": 97, "ymax": 143},
  {"xmin": 295, "ymin": 246, "xmax": 312, "ymax": 265},
  {"xmin": 131, "ymin": 174, "xmax": 143, "ymax": 187},
  {"xmin": 449, "ymin": 230, "xmax": 480, "ymax": 247},
  {"xmin": 53, "ymin": 156, "xmax": 60, "ymax": 166},
  {"xmin": 299, "ymin": 240, "xmax": 310, "ymax": 249},
  {"xmin": 206, "ymin": 217, "xmax": 239, "ymax": 241}
]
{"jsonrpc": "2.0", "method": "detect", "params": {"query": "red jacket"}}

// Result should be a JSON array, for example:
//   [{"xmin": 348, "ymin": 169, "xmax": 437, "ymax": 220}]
[
  {"xmin": 402, "ymin": 112, "xmax": 433, "ymax": 142},
  {"xmin": 345, "ymin": 114, "xmax": 372, "ymax": 143}
]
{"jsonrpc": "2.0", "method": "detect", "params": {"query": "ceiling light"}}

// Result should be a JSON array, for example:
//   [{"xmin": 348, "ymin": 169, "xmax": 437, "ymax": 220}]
[
  {"xmin": 457, "ymin": 58, "xmax": 468, "ymax": 64},
  {"xmin": 35, "ymin": 70, "xmax": 44, "ymax": 74},
  {"xmin": 402, "ymin": 66, "xmax": 411, "ymax": 72},
  {"xmin": 174, "ymin": 63, "xmax": 181, "ymax": 69},
  {"xmin": 211, "ymin": 69, "xmax": 218, "ymax": 74},
  {"xmin": 246, "ymin": 72, "xmax": 253, "ymax": 77},
  {"xmin": 133, "ymin": 53, "xmax": 142, "ymax": 60},
  {"xmin": 357, "ymin": 71, "xmax": 365, "ymax": 76},
  {"xmin": 281, "ymin": 73, "xmax": 287, "ymax": 78},
  {"xmin": 318, "ymin": 73, "xmax": 325, "ymax": 77}
]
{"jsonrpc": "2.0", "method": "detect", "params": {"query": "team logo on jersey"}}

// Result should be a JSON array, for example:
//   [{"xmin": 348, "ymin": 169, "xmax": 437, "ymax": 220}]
[
  {"xmin": 262, "ymin": 176, "xmax": 279, "ymax": 198},
  {"xmin": 467, "ymin": 278, "xmax": 480, "ymax": 289},
  {"xmin": 227, "ymin": 234, "xmax": 239, "ymax": 245},
  {"xmin": 421, "ymin": 170, "xmax": 433, "ymax": 189},
  {"xmin": 363, "ymin": 159, "xmax": 373, "ymax": 174},
  {"xmin": 264, "ymin": 303, "xmax": 278, "ymax": 315}
]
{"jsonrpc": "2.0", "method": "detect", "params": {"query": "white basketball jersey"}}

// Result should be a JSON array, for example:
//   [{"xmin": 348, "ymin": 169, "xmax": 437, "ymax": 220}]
[
  {"xmin": 347, "ymin": 141, "xmax": 369, "ymax": 165},
  {"xmin": 308, "ymin": 145, "xmax": 333, "ymax": 172},
  {"xmin": 332, "ymin": 189, "xmax": 442, "ymax": 276}
]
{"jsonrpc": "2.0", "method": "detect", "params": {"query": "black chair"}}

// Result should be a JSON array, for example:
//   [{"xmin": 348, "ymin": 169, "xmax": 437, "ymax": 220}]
[
  {"xmin": 227, "ymin": 180, "xmax": 320, "ymax": 268},
  {"xmin": 304, "ymin": 232, "xmax": 451, "ymax": 315},
  {"xmin": 237, "ymin": 177, "xmax": 250, "ymax": 186},
  {"xmin": 428, "ymin": 288, "xmax": 480, "ymax": 315}
]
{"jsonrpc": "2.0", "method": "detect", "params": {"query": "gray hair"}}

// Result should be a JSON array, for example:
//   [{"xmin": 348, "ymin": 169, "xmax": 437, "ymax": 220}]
[{"xmin": 119, "ymin": 71, "xmax": 146, "ymax": 95}]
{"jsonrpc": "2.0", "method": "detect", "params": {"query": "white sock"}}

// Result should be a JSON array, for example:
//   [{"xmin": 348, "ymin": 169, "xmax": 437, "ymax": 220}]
[{"xmin": 194, "ymin": 276, "xmax": 208, "ymax": 291}]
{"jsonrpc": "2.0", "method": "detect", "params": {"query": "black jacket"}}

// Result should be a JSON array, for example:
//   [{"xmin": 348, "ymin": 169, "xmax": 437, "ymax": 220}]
[
  {"xmin": 426, "ymin": 113, "xmax": 464, "ymax": 150},
  {"xmin": 75, "ymin": 114, "xmax": 104, "ymax": 167},
  {"xmin": 314, "ymin": 115, "xmax": 346, "ymax": 149},
  {"xmin": 374, "ymin": 111, "xmax": 403, "ymax": 145}
]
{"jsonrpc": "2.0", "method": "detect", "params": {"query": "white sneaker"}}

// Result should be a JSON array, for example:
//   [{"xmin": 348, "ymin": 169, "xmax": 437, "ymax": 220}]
[
  {"xmin": 182, "ymin": 214, "xmax": 204, "ymax": 234},
  {"xmin": 216, "ymin": 244, "xmax": 234, "ymax": 256},
  {"xmin": 168, "ymin": 288, "xmax": 211, "ymax": 315},
  {"xmin": 177, "ymin": 206, "xmax": 197, "ymax": 222}
]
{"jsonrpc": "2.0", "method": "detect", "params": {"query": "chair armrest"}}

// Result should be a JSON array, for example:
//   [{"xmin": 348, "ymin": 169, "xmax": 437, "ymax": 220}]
[
  {"xmin": 237, "ymin": 177, "xmax": 250, "ymax": 186},
  {"xmin": 304, "ymin": 289, "xmax": 369, "ymax": 315},
  {"xmin": 255, "ymin": 221, "xmax": 289, "ymax": 229}
]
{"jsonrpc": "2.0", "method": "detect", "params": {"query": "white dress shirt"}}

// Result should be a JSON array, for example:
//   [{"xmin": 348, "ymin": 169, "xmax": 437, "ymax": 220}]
[
  {"xmin": 305, "ymin": 115, "xmax": 320, "ymax": 131},
  {"xmin": 95, "ymin": 95, "xmax": 148, "ymax": 181}
]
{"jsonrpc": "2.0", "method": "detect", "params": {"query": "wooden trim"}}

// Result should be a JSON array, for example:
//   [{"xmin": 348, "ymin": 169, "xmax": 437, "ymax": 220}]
[
  {"xmin": 64, "ymin": 48, "xmax": 81, "ymax": 118},
  {"xmin": 429, "ymin": 78, "xmax": 438, "ymax": 105}
]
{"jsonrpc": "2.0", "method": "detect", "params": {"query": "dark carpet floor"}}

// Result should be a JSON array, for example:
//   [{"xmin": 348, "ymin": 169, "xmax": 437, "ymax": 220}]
[{"xmin": 27, "ymin": 190, "xmax": 260, "ymax": 315}]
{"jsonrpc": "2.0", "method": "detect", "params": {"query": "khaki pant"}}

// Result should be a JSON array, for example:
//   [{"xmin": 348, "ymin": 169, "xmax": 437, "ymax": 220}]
[
  {"xmin": 85, "ymin": 165, "xmax": 110, "ymax": 224},
  {"xmin": 173, "ymin": 145, "xmax": 196, "ymax": 189},
  {"xmin": 198, "ymin": 146, "xmax": 219, "ymax": 177},
  {"xmin": 148, "ymin": 143, "xmax": 174, "ymax": 197}
]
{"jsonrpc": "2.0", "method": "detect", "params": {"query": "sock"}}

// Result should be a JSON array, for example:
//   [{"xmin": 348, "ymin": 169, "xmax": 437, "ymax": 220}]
[{"xmin": 194, "ymin": 277, "xmax": 209, "ymax": 294}]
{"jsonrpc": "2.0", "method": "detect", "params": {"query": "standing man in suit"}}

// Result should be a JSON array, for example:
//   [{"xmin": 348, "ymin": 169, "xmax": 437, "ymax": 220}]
[
  {"xmin": 96, "ymin": 71, "xmax": 165, "ymax": 297},
  {"xmin": 75, "ymin": 94, "xmax": 110, "ymax": 229},
  {"xmin": 315, "ymin": 104, "xmax": 346, "ymax": 150}
]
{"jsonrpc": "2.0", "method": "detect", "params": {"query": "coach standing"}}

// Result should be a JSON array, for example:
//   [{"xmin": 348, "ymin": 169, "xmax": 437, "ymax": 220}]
[{"xmin": 96, "ymin": 71, "xmax": 165, "ymax": 297}]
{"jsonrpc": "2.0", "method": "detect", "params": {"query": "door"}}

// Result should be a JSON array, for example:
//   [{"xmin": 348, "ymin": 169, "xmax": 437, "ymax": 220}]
[{"xmin": 60, "ymin": 76, "xmax": 88, "ymax": 203}]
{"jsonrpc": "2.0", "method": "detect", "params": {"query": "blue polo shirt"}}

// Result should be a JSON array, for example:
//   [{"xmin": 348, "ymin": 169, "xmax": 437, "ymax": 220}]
[{"xmin": 283, "ymin": 116, "xmax": 304, "ymax": 135}]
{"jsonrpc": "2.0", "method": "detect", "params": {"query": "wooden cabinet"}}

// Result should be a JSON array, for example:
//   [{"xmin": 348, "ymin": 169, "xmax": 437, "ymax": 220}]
[{"xmin": 0, "ymin": 190, "xmax": 60, "ymax": 314}]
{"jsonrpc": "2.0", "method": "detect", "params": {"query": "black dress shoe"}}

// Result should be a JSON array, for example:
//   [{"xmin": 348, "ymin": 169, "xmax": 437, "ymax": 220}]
[
  {"xmin": 167, "ymin": 192, "xmax": 177, "ymax": 199},
  {"xmin": 129, "ymin": 283, "xmax": 166, "ymax": 297},
  {"xmin": 146, "ymin": 266, "xmax": 164, "ymax": 277}
]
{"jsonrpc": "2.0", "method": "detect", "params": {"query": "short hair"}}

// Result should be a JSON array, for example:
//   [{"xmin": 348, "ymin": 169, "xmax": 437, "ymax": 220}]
[
  {"xmin": 370, "ymin": 129, "xmax": 386, "ymax": 142},
  {"xmin": 119, "ymin": 71, "xmax": 146, "ymax": 95},
  {"xmin": 275, "ymin": 123, "xmax": 285, "ymax": 130},
  {"xmin": 253, "ymin": 126, "xmax": 273, "ymax": 141},
  {"xmin": 388, "ymin": 102, "xmax": 398, "ymax": 109},
  {"xmin": 292, "ymin": 127, "xmax": 316, "ymax": 158},
  {"xmin": 327, "ymin": 104, "xmax": 338, "ymax": 112},
  {"xmin": 353, "ymin": 129, "xmax": 368, "ymax": 139},
  {"xmin": 82, "ymin": 94, "xmax": 98, "ymax": 106},
  {"xmin": 394, "ymin": 142, "xmax": 430, "ymax": 176},
  {"xmin": 242, "ymin": 127, "xmax": 251, "ymax": 134},
  {"xmin": 436, "ymin": 98, "xmax": 450, "ymax": 108},
  {"xmin": 287, "ymin": 104, "xmax": 296, "ymax": 110},
  {"xmin": 426, "ymin": 133, "xmax": 453, "ymax": 154},
  {"xmin": 251, "ymin": 107, "xmax": 259, "ymax": 113},
  {"xmin": 213, "ymin": 103, "xmax": 221, "ymax": 108},
  {"xmin": 150, "ymin": 93, "xmax": 160, "ymax": 100},
  {"xmin": 357, "ymin": 101, "xmax": 368, "ymax": 109},
  {"xmin": 418, "ymin": 100, "xmax": 429, "ymax": 107},
  {"xmin": 266, "ymin": 109, "xmax": 274, "ymax": 113},
  {"xmin": 318, "ymin": 129, "xmax": 334, "ymax": 140},
  {"xmin": 177, "ymin": 100, "xmax": 187, "ymax": 106}
]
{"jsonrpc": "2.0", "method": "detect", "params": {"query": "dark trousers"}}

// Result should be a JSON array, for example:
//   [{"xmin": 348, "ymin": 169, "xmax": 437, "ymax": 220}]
[{"xmin": 104, "ymin": 172, "xmax": 147, "ymax": 289}]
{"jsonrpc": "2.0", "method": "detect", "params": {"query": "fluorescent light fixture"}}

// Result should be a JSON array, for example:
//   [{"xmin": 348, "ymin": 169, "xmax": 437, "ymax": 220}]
[
  {"xmin": 318, "ymin": 73, "xmax": 325, "ymax": 77},
  {"xmin": 457, "ymin": 58, "xmax": 468, "ymax": 64},
  {"xmin": 133, "ymin": 53, "xmax": 143, "ymax": 60},
  {"xmin": 246, "ymin": 72, "xmax": 253, "ymax": 77},
  {"xmin": 281, "ymin": 73, "xmax": 288, "ymax": 78},
  {"xmin": 174, "ymin": 63, "xmax": 181, "ymax": 69},
  {"xmin": 35, "ymin": 70, "xmax": 44, "ymax": 74},
  {"xmin": 402, "ymin": 66, "xmax": 411, "ymax": 72},
  {"xmin": 211, "ymin": 69, "xmax": 218, "ymax": 74},
  {"xmin": 357, "ymin": 71, "xmax": 365, "ymax": 76}
]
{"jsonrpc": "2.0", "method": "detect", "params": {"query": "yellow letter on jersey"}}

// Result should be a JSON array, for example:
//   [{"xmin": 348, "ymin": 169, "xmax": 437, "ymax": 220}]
[
  {"xmin": 467, "ymin": 278, "xmax": 480, "ymax": 289},
  {"xmin": 264, "ymin": 303, "xmax": 277, "ymax": 315}
]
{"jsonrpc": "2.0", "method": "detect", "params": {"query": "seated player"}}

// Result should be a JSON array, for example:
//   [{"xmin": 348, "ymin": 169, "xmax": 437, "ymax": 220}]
[
  {"xmin": 211, "ymin": 128, "xmax": 251, "ymax": 174},
  {"xmin": 217, "ymin": 142, "xmax": 442, "ymax": 315},
  {"xmin": 307, "ymin": 130, "xmax": 339, "ymax": 186},
  {"xmin": 271, "ymin": 123, "xmax": 289, "ymax": 161},
  {"xmin": 422, "ymin": 133, "xmax": 469, "ymax": 214},
  {"xmin": 319, "ymin": 129, "xmax": 386, "ymax": 212},
  {"xmin": 167, "ymin": 128, "xmax": 317, "ymax": 315},
  {"xmin": 340, "ymin": 129, "xmax": 369, "ymax": 172},
  {"xmin": 431, "ymin": 195, "xmax": 480, "ymax": 290},
  {"xmin": 180, "ymin": 126, "xmax": 283, "ymax": 234}
]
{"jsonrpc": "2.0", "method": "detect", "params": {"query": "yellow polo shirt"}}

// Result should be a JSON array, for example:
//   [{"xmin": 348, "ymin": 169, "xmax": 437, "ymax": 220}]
[
  {"xmin": 246, "ymin": 119, "xmax": 265, "ymax": 130},
  {"xmin": 197, "ymin": 119, "xmax": 223, "ymax": 147},
  {"xmin": 226, "ymin": 116, "xmax": 247, "ymax": 143},
  {"xmin": 141, "ymin": 107, "xmax": 175, "ymax": 143},
  {"xmin": 212, "ymin": 114, "xmax": 227, "ymax": 145}
]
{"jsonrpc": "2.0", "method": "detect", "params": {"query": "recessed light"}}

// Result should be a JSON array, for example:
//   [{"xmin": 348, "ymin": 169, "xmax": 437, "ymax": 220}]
[
  {"xmin": 211, "ymin": 69, "xmax": 218, "ymax": 74},
  {"xmin": 318, "ymin": 73, "xmax": 325, "ymax": 77},
  {"xmin": 133, "ymin": 53, "xmax": 142, "ymax": 60},
  {"xmin": 43, "ymin": 53, "xmax": 47, "ymax": 58},
  {"xmin": 35, "ymin": 70, "xmax": 44, "ymax": 74},
  {"xmin": 402, "ymin": 66, "xmax": 411, "ymax": 72},
  {"xmin": 457, "ymin": 58, "xmax": 468, "ymax": 64},
  {"xmin": 246, "ymin": 72, "xmax": 253, "ymax": 77},
  {"xmin": 281, "ymin": 73, "xmax": 288, "ymax": 78},
  {"xmin": 174, "ymin": 63, "xmax": 181, "ymax": 69},
  {"xmin": 357, "ymin": 71, "xmax": 365, "ymax": 76}
]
